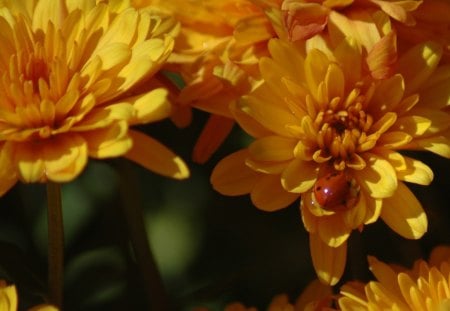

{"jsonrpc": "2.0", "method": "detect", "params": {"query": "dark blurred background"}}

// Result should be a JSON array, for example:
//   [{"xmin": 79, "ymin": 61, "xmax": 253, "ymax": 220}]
[{"xmin": 0, "ymin": 109, "xmax": 449, "ymax": 311}]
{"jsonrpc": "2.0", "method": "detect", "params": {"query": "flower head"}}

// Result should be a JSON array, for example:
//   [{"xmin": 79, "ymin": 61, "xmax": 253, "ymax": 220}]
[
  {"xmin": 338, "ymin": 245, "xmax": 450, "ymax": 311},
  {"xmin": 211, "ymin": 30, "xmax": 450, "ymax": 285},
  {"xmin": 0, "ymin": 0, "xmax": 189, "ymax": 196}
]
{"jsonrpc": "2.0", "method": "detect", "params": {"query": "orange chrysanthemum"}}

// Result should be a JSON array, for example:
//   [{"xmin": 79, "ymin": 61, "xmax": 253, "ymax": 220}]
[
  {"xmin": 211, "ymin": 30, "xmax": 450, "ymax": 285},
  {"xmin": 0, "ymin": 0, "xmax": 189, "ymax": 196},
  {"xmin": 338, "ymin": 245, "xmax": 450, "ymax": 311}
]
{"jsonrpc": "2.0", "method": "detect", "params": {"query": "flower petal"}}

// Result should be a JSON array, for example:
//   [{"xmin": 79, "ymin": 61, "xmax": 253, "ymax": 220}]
[
  {"xmin": 249, "ymin": 136, "xmax": 296, "ymax": 162},
  {"xmin": 84, "ymin": 121, "xmax": 132, "ymax": 158},
  {"xmin": 131, "ymin": 88, "xmax": 171, "ymax": 124},
  {"xmin": 380, "ymin": 182, "xmax": 427, "ymax": 239},
  {"xmin": 211, "ymin": 149, "xmax": 260, "ymax": 195},
  {"xmin": 0, "ymin": 143, "xmax": 18, "ymax": 195},
  {"xmin": 397, "ymin": 41, "xmax": 442, "ymax": 95},
  {"xmin": 355, "ymin": 154, "xmax": 398, "ymax": 199},
  {"xmin": 125, "ymin": 129, "xmax": 189, "ymax": 180},
  {"xmin": 192, "ymin": 115, "xmax": 235, "ymax": 164},
  {"xmin": 251, "ymin": 175, "xmax": 299, "ymax": 211},
  {"xmin": 310, "ymin": 233, "xmax": 347, "ymax": 286},
  {"xmin": 318, "ymin": 215, "xmax": 351, "ymax": 247},
  {"xmin": 281, "ymin": 158, "xmax": 318, "ymax": 193}
]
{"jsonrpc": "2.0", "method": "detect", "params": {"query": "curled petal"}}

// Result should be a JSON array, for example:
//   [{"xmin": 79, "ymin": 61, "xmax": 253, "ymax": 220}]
[
  {"xmin": 84, "ymin": 121, "xmax": 132, "ymax": 158},
  {"xmin": 310, "ymin": 233, "xmax": 347, "ymax": 286},
  {"xmin": 15, "ymin": 133, "xmax": 88, "ymax": 183},
  {"xmin": 211, "ymin": 149, "xmax": 259, "ymax": 195},
  {"xmin": 125, "ymin": 130, "xmax": 189, "ymax": 180},
  {"xmin": 380, "ymin": 182, "xmax": 427, "ymax": 239}
]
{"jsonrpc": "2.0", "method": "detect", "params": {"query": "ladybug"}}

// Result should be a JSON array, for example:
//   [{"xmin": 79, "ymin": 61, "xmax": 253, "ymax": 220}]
[{"xmin": 313, "ymin": 169, "xmax": 358, "ymax": 210}]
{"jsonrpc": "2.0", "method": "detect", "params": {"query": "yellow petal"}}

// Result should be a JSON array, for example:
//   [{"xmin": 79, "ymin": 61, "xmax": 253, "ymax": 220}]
[
  {"xmin": 404, "ymin": 135, "xmax": 450, "ymax": 158},
  {"xmin": 325, "ymin": 63, "xmax": 345, "ymax": 100},
  {"xmin": 84, "ymin": 121, "xmax": 132, "ymax": 158},
  {"xmin": 41, "ymin": 134, "xmax": 88, "ymax": 182},
  {"xmin": 378, "ymin": 131, "xmax": 412, "ymax": 148},
  {"xmin": 367, "ymin": 255, "xmax": 403, "ymax": 298},
  {"xmin": 393, "ymin": 115, "xmax": 431, "ymax": 137},
  {"xmin": 238, "ymin": 94, "xmax": 299, "ymax": 137},
  {"xmin": 125, "ymin": 129, "xmax": 189, "ymax": 180},
  {"xmin": 131, "ymin": 88, "xmax": 171, "ymax": 124},
  {"xmin": 397, "ymin": 41, "xmax": 442, "ymax": 95},
  {"xmin": 249, "ymin": 136, "xmax": 296, "ymax": 162},
  {"xmin": 355, "ymin": 154, "xmax": 398, "ymax": 199},
  {"xmin": 281, "ymin": 158, "xmax": 317, "ymax": 193},
  {"xmin": 305, "ymin": 49, "xmax": 330, "ymax": 103},
  {"xmin": 15, "ymin": 134, "xmax": 88, "ymax": 183},
  {"xmin": 318, "ymin": 215, "xmax": 351, "ymax": 247},
  {"xmin": 343, "ymin": 191, "xmax": 367, "ymax": 229},
  {"xmin": 211, "ymin": 149, "xmax": 259, "ymax": 195},
  {"xmin": 370, "ymin": 75, "xmax": 404, "ymax": 118},
  {"xmin": 397, "ymin": 156, "xmax": 433, "ymax": 185},
  {"xmin": 251, "ymin": 175, "xmax": 299, "ymax": 211},
  {"xmin": 334, "ymin": 36, "xmax": 361, "ymax": 86},
  {"xmin": 310, "ymin": 233, "xmax": 347, "ymax": 286},
  {"xmin": 380, "ymin": 182, "xmax": 427, "ymax": 239}
]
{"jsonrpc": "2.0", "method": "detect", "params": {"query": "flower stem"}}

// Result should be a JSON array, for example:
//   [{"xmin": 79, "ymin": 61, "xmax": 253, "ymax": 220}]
[
  {"xmin": 46, "ymin": 181, "xmax": 64, "ymax": 307},
  {"xmin": 117, "ymin": 160, "xmax": 170, "ymax": 310}
]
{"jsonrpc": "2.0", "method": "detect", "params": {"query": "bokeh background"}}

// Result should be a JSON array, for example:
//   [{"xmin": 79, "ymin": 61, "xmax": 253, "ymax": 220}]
[{"xmin": 1, "ymin": 108, "xmax": 450, "ymax": 310}]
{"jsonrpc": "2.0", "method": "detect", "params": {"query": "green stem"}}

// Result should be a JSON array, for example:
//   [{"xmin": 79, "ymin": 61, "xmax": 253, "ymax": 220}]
[
  {"xmin": 46, "ymin": 182, "xmax": 64, "ymax": 307},
  {"xmin": 118, "ymin": 160, "xmax": 170, "ymax": 311}
]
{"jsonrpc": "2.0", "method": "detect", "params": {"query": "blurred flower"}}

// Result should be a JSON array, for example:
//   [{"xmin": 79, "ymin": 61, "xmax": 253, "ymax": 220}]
[
  {"xmin": 395, "ymin": 0, "xmax": 450, "ymax": 62},
  {"xmin": 281, "ymin": 0, "xmax": 422, "ymax": 41},
  {"xmin": 0, "ymin": 280, "xmax": 57, "ymax": 311},
  {"xmin": 211, "ymin": 31, "xmax": 450, "ymax": 285},
  {"xmin": 133, "ymin": 0, "xmax": 279, "ymax": 163},
  {"xmin": 0, "ymin": 0, "xmax": 189, "ymax": 196},
  {"xmin": 338, "ymin": 245, "xmax": 450, "ymax": 311}
]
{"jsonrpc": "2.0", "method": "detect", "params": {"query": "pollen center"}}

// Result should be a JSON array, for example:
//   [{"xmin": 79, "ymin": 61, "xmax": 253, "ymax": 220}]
[{"xmin": 312, "ymin": 86, "xmax": 375, "ymax": 170}]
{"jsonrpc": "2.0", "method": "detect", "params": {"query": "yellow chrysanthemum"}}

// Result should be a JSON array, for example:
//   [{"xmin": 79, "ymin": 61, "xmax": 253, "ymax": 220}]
[
  {"xmin": 211, "ymin": 30, "xmax": 450, "ymax": 285},
  {"xmin": 133, "ymin": 0, "xmax": 279, "ymax": 163},
  {"xmin": 338, "ymin": 245, "xmax": 450, "ymax": 311},
  {"xmin": 0, "ymin": 0, "xmax": 189, "ymax": 196}
]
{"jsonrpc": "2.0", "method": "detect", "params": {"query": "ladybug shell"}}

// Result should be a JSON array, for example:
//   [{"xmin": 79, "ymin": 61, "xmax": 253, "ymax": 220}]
[{"xmin": 313, "ymin": 170, "xmax": 352, "ymax": 209}]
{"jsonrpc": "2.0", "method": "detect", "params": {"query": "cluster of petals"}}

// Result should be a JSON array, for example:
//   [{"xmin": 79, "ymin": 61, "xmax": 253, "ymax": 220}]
[
  {"xmin": 211, "ymin": 10, "xmax": 450, "ymax": 284},
  {"xmin": 132, "ymin": 0, "xmax": 282, "ymax": 163},
  {"xmin": 0, "ymin": 0, "xmax": 190, "ymax": 196},
  {"xmin": 338, "ymin": 245, "xmax": 450, "ymax": 311}
]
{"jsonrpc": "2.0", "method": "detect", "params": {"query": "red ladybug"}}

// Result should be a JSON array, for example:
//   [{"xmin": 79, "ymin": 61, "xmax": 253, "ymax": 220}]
[{"xmin": 313, "ymin": 170, "xmax": 356, "ymax": 210}]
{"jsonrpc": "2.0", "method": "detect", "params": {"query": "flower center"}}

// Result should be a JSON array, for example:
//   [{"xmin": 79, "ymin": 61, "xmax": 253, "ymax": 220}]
[{"xmin": 311, "ymin": 85, "xmax": 375, "ymax": 170}]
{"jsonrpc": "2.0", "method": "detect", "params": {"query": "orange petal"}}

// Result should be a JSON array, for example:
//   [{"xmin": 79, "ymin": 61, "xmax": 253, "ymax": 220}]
[
  {"xmin": 282, "ymin": 2, "xmax": 329, "ymax": 41},
  {"xmin": 251, "ymin": 175, "xmax": 299, "ymax": 211},
  {"xmin": 318, "ymin": 215, "xmax": 351, "ymax": 247},
  {"xmin": 310, "ymin": 233, "xmax": 347, "ymax": 285},
  {"xmin": 0, "ymin": 142, "xmax": 18, "ymax": 196},
  {"xmin": 192, "ymin": 115, "xmax": 235, "ymax": 164},
  {"xmin": 211, "ymin": 149, "xmax": 260, "ymax": 195},
  {"xmin": 366, "ymin": 32, "xmax": 397, "ymax": 80},
  {"xmin": 380, "ymin": 182, "xmax": 427, "ymax": 239},
  {"xmin": 281, "ymin": 158, "xmax": 317, "ymax": 193},
  {"xmin": 125, "ymin": 129, "xmax": 189, "ymax": 180},
  {"xmin": 249, "ymin": 136, "xmax": 296, "ymax": 162}
]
